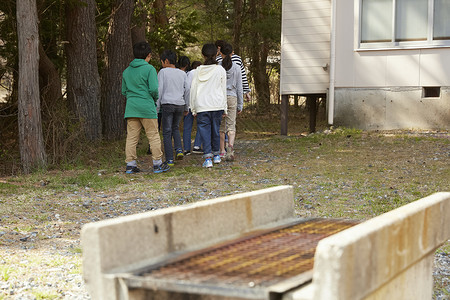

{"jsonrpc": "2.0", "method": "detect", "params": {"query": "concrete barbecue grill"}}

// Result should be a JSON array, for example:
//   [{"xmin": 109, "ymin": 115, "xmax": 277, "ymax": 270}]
[
  {"xmin": 122, "ymin": 218, "xmax": 359, "ymax": 299},
  {"xmin": 81, "ymin": 186, "xmax": 450, "ymax": 300}
]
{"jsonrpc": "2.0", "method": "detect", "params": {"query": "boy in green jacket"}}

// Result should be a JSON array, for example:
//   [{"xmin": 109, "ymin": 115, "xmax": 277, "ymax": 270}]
[{"xmin": 122, "ymin": 42, "xmax": 170, "ymax": 174}]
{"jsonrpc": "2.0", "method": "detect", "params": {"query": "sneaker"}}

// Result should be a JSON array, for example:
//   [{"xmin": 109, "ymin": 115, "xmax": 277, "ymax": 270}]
[
  {"xmin": 176, "ymin": 150, "xmax": 184, "ymax": 160},
  {"xmin": 166, "ymin": 160, "xmax": 175, "ymax": 167},
  {"xmin": 125, "ymin": 166, "xmax": 140, "ymax": 174},
  {"xmin": 153, "ymin": 162, "xmax": 170, "ymax": 173},
  {"xmin": 183, "ymin": 150, "xmax": 191, "ymax": 156},
  {"xmin": 202, "ymin": 158, "xmax": 213, "ymax": 168},
  {"xmin": 213, "ymin": 155, "xmax": 221, "ymax": 164},
  {"xmin": 192, "ymin": 146, "xmax": 203, "ymax": 154},
  {"xmin": 219, "ymin": 152, "xmax": 226, "ymax": 158},
  {"xmin": 225, "ymin": 146, "xmax": 235, "ymax": 161}
]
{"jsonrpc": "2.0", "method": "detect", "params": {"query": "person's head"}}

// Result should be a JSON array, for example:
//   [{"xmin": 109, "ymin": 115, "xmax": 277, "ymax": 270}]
[
  {"xmin": 202, "ymin": 43, "xmax": 218, "ymax": 65},
  {"xmin": 177, "ymin": 56, "xmax": 191, "ymax": 71},
  {"xmin": 220, "ymin": 43, "xmax": 232, "ymax": 56},
  {"xmin": 220, "ymin": 42, "xmax": 233, "ymax": 71},
  {"xmin": 214, "ymin": 40, "xmax": 227, "ymax": 56},
  {"xmin": 160, "ymin": 50, "xmax": 177, "ymax": 66},
  {"xmin": 133, "ymin": 42, "xmax": 152, "ymax": 60},
  {"xmin": 214, "ymin": 40, "xmax": 227, "ymax": 51},
  {"xmin": 191, "ymin": 61, "xmax": 202, "ymax": 70}
]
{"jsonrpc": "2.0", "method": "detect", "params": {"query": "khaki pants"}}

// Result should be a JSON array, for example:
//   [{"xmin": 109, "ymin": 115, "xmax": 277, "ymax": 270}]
[
  {"xmin": 125, "ymin": 118, "xmax": 163, "ymax": 163},
  {"xmin": 220, "ymin": 95, "xmax": 237, "ymax": 133}
]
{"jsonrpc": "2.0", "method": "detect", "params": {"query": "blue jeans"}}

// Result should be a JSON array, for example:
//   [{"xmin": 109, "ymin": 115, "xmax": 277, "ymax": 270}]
[
  {"xmin": 183, "ymin": 110, "xmax": 202, "ymax": 151},
  {"xmin": 161, "ymin": 104, "xmax": 184, "ymax": 161},
  {"xmin": 196, "ymin": 110, "xmax": 223, "ymax": 158}
]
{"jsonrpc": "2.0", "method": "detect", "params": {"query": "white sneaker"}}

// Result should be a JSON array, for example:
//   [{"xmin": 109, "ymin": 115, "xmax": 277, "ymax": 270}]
[
  {"xmin": 202, "ymin": 158, "xmax": 213, "ymax": 168},
  {"xmin": 213, "ymin": 155, "xmax": 221, "ymax": 164}
]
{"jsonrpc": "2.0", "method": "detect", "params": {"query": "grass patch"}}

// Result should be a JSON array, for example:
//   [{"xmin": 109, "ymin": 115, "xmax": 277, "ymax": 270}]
[
  {"xmin": 57, "ymin": 171, "xmax": 128, "ymax": 190},
  {"xmin": 0, "ymin": 182, "xmax": 21, "ymax": 194},
  {"xmin": 32, "ymin": 290, "xmax": 59, "ymax": 300},
  {"xmin": 0, "ymin": 266, "xmax": 12, "ymax": 281},
  {"xmin": 437, "ymin": 243, "xmax": 450, "ymax": 255}
]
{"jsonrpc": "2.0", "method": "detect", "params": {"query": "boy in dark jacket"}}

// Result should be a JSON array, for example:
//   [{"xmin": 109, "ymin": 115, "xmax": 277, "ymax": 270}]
[{"xmin": 122, "ymin": 42, "xmax": 170, "ymax": 174}]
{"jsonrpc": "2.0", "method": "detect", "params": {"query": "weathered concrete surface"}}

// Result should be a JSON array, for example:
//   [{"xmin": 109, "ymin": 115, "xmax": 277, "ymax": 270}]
[
  {"xmin": 83, "ymin": 189, "xmax": 450, "ymax": 300},
  {"xmin": 81, "ymin": 186, "xmax": 295, "ymax": 300},
  {"xmin": 308, "ymin": 192, "xmax": 450, "ymax": 300},
  {"xmin": 334, "ymin": 87, "xmax": 450, "ymax": 130}
]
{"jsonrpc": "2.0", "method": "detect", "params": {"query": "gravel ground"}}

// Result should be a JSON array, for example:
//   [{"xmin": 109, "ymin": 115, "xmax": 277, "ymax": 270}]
[{"xmin": 1, "ymin": 131, "xmax": 449, "ymax": 299}]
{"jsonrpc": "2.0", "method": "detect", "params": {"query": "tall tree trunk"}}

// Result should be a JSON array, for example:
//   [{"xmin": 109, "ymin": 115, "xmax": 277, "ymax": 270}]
[
  {"xmin": 65, "ymin": 0, "xmax": 102, "ymax": 141},
  {"xmin": 101, "ymin": 0, "xmax": 134, "ymax": 140},
  {"xmin": 232, "ymin": 0, "xmax": 243, "ymax": 55},
  {"xmin": 249, "ymin": 0, "xmax": 271, "ymax": 110},
  {"xmin": 17, "ymin": 0, "xmax": 47, "ymax": 173}
]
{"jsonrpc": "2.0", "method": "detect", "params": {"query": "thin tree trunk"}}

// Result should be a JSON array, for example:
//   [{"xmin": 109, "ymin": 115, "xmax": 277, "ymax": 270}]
[
  {"xmin": 101, "ymin": 0, "xmax": 134, "ymax": 140},
  {"xmin": 131, "ymin": 24, "xmax": 146, "ymax": 45},
  {"xmin": 249, "ymin": 0, "xmax": 271, "ymax": 110},
  {"xmin": 131, "ymin": 1, "xmax": 147, "ymax": 45},
  {"xmin": 65, "ymin": 0, "xmax": 102, "ymax": 141},
  {"xmin": 153, "ymin": 0, "xmax": 169, "ymax": 26},
  {"xmin": 233, "ymin": 0, "xmax": 243, "ymax": 55},
  {"xmin": 17, "ymin": 0, "xmax": 47, "ymax": 173},
  {"xmin": 39, "ymin": 42, "xmax": 62, "ymax": 109}
]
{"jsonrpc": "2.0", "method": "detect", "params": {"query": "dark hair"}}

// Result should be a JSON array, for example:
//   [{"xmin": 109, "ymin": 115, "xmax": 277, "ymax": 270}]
[
  {"xmin": 202, "ymin": 44, "xmax": 218, "ymax": 65},
  {"xmin": 214, "ymin": 40, "xmax": 227, "ymax": 50},
  {"xmin": 160, "ymin": 49, "xmax": 177, "ymax": 65},
  {"xmin": 191, "ymin": 61, "xmax": 202, "ymax": 70},
  {"xmin": 220, "ymin": 43, "xmax": 233, "ymax": 71},
  {"xmin": 133, "ymin": 42, "xmax": 151, "ymax": 59},
  {"xmin": 177, "ymin": 56, "xmax": 191, "ymax": 71}
]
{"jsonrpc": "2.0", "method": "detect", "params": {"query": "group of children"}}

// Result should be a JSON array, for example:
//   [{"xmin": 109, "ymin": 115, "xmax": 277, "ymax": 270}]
[{"xmin": 121, "ymin": 40, "xmax": 246, "ymax": 174}]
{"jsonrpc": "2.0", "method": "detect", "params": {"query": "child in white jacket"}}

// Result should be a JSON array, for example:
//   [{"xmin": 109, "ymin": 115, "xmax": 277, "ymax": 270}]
[{"xmin": 190, "ymin": 44, "xmax": 227, "ymax": 168}]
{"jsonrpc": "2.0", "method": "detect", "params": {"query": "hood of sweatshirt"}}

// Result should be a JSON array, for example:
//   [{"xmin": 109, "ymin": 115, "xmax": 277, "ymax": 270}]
[
  {"xmin": 129, "ymin": 59, "xmax": 149, "ymax": 68},
  {"xmin": 197, "ymin": 65, "xmax": 219, "ymax": 82}
]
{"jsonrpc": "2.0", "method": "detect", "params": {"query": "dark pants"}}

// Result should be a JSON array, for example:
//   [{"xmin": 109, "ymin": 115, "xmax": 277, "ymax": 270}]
[
  {"xmin": 196, "ymin": 110, "xmax": 223, "ymax": 158},
  {"xmin": 183, "ymin": 110, "xmax": 202, "ymax": 151},
  {"xmin": 161, "ymin": 104, "xmax": 184, "ymax": 161}
]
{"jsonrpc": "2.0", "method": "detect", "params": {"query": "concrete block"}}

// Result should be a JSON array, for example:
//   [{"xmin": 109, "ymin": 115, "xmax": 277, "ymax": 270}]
[
  {"xmin": 82, "ymin": 186, "xmax": 295, "ymax": 300},
  {"xmin": 334, "ymin": 88, "xmax": 387, "ymax": 130},
  {"xmin": 311, "ymin": 192, "xmax": 450, "ymax": 300},
  {"xmin": 365, "ymin": 253, "xmax": 434, "ymax": 300}
]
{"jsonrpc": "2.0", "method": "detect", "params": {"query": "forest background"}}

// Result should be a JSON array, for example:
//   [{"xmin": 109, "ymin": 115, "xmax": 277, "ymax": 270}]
[{"xmin": 0, "ymin": 0, "xmax": 282, "ymax": 175}]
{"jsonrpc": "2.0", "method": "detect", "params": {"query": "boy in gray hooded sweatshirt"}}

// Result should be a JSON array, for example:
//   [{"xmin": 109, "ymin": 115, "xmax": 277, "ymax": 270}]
[{"xmin": 218, "ymin": 42, "xmax": 243, "ymax": 161}]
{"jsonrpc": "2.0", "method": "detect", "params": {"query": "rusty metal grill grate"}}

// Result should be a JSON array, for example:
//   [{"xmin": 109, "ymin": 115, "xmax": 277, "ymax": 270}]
[{"xmin": 128, "ymin": 218, "xmax": 358, "ymax": 297}]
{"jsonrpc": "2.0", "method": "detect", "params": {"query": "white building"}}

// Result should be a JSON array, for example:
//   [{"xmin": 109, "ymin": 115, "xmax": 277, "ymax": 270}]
[{"xmin": 280, "ymin": 0, "xmax": 450, "ymax": 130}]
